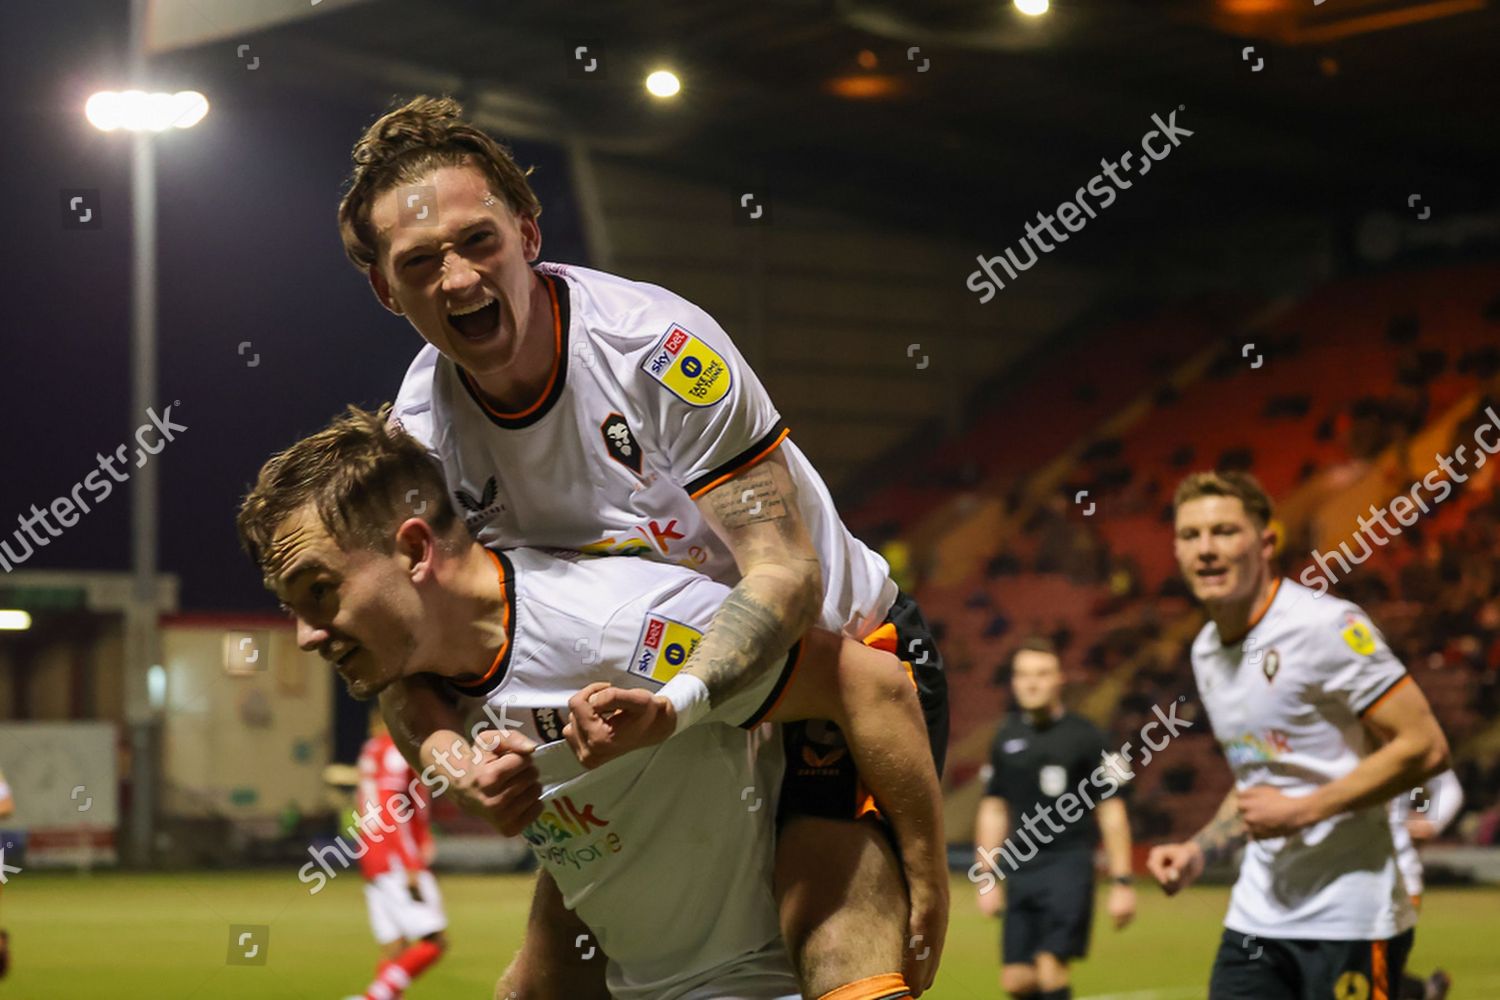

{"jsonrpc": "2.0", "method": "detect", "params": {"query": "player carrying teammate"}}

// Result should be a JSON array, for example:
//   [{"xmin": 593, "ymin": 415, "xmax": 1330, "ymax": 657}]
[
  {"xmin": 974, "ymin": 638, "xmax": 1136, "ymax": 1000},
  {"xmin": 345, "ymin": 710, "xmax": 447, "ymax": 1000},
  {"xmin": 333, "ymin": 95, "xmax": 950, "ymax": 997},
  {"xmin": 236, "ymin": 405, "xmax": 943, "ymax": 1000},
  {"xmin": 1147, "ymin": 471, "xmax": 1450, "ymax": 999}
]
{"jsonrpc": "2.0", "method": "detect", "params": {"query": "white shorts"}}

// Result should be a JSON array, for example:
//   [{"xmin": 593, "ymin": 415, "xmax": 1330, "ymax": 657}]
[{"xmin": 364, "ymin": 867, "xmax": 447, "ymax": 945}]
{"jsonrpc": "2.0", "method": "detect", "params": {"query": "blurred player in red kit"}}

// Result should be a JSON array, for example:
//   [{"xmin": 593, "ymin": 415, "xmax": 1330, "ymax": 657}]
[{"xmin": 344, "ymin": 711, "xmax": 447, "ymax": 1000}]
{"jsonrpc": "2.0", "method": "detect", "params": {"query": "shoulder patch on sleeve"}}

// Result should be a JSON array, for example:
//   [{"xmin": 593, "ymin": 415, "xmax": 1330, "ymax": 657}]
[
  {"xmin": 630, "ymin": 613, "xmax": 704, "ymax": 683},
  {"xmin": 640, "ymin": 323, "xmax": 731, "ymax": 407},
  {"xmin": 1339, "ymin": 612, "xmax": 1378, "ymax": 656}
]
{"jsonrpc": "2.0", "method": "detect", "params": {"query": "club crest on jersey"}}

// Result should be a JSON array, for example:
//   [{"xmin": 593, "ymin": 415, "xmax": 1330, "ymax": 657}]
[
  {"xmin": 630, "ymin": 614, "xmax": 704, "ymax": 683},
  {"xmin": 532, "ymin": 708, "xmax": 567, "ymax": 743},
  {"xmin": 454, "ymin": 476, "xmax": 505, "ymax": 524},
  {"xmin": 599, "ymin": 413, "xmax": 642, "ymax": 474},
  {"xmin": 1262, "ymin": 649, "xmax": 1281, "ymax": 682},
  {"xmin": 641, "ymin": 324, "xmax": 730, "ymax": 407},
  {"xmin": 1340, "ymin": 614, "xmax": 1377, "ymax": 656}
]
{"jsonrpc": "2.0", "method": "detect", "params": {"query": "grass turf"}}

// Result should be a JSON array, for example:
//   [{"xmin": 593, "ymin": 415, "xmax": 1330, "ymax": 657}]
[{"xmin": 3, "ymin": 870, "xmax": 1497, "ymax": 998}]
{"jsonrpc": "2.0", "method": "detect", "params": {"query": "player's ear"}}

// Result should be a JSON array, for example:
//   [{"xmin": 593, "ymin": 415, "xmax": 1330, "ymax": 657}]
[
  {"xmin": 394, "ymin": 517, "xmax": 437, "ymax": 583},
  {"xmin": 368, "ymin": 264, "xmax": 404, "ymax": 316},
  {"xmin": 519, "ymin": 212, "xmax": 542, "ymax": 262}
]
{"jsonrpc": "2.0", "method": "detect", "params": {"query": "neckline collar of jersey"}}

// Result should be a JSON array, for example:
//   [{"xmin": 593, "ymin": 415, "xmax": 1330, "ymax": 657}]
[
  {"xmin": 1022, "ymin": 704, "xmax": 1065, "ymax": 730},
  {"xmin": 456, "ymin": 270, "xmax": 571, "ymax": 430},
  {"xmin": 447, "ymin": 548, "xmax": 516, "ymax": 698},
  {"xmin": 1217, "ymin": 576, "xmax": 1282, "ymax": 647}
]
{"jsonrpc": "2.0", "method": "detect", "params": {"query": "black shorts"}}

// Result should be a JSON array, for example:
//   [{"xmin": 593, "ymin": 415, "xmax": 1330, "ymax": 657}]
[
  {"xmin": 1001, "ymin": 850, "xmax": 1096, "ymax": 965},
  {"xmin": 1209, "ymin": 927, "xmax": 1414, "ymax": 1000},
  {"xmin": 777, "ymin": 589, "xmax": 949, "ymax": 822}
]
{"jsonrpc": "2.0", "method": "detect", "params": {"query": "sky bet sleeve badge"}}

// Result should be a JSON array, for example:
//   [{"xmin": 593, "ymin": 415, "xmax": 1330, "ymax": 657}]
[
  {"xmin": 641, "ymin": 324, "xmax": 731, "ymax": 407},
  {"xmin": 631, "ymin": 614, "xmax": 704, "ymax": 683},
  {"xmin": 1340, "ymin": 615, "xmax": 1377, "ymax": 656}
]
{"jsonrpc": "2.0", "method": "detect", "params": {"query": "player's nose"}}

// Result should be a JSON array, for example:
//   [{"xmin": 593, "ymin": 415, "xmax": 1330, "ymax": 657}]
[
  {"xmin": 441, "ymin": 252, "xmax": 481, "ymax": 293},
  {"xmin": 295, "ymin": 616, "xmax": 329, "ymax": 653}
]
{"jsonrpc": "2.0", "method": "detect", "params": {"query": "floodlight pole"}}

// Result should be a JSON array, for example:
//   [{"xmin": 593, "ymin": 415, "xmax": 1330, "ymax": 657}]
[{"xmin": 126, "ymin": 0, "xmax": 160, "ymax": 868}]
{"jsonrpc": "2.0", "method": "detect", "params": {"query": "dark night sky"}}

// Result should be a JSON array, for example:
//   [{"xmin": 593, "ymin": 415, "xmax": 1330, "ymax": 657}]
[{"xmin": 2, "ymin": 1, "xmax": 587, "ymax": 612}]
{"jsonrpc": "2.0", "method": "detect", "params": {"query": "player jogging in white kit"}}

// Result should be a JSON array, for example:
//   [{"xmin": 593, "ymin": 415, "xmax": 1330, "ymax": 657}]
[{"xmin": 1147, "ymin": 471, "xmax": 1450, "ymax": 1000}]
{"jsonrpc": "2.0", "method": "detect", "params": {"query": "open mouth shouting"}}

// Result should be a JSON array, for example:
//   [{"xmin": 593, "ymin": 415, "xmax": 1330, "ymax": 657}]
[{"xmin": 447, "ymin": 295, "xmax": 501, "ymax": 342}]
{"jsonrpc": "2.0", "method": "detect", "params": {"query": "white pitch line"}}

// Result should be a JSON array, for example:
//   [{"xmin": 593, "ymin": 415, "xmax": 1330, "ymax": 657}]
[{"xmin": 1078, "ymin": 989, "xmax": 1203, "ymax": 1000}]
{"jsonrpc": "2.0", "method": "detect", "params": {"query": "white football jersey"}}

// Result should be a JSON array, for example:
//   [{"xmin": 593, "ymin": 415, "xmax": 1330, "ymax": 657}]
[
  {"xmin": 391, "ymin": 262, "xmax": 895, "ymax": 637},
  {"xmin": 1190, "ymin": 577, "xmax": 1417, "ymax": 940},
  {"xmin": 444, "ymin": 546, "xmax": 801, "ymax": 1000}
]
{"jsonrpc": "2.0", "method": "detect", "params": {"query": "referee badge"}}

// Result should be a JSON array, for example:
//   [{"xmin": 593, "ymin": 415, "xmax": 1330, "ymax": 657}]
[
  {"xmin": 1039, "ymin": 765, "xmax": 1067, "ymax": 798},
  {"xmin": 1262, "ymin": 649, "xmax": 1281, "ymax": 683}
]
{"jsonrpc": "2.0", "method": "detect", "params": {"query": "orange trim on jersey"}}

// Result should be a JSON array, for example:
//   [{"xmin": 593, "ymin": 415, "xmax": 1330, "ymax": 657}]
[
  {"xmin": 816, "ymin": 973, "xmax": 911, "ymax": 1000},
  {"xmin": 1372, "ymin": 938, "xmax": 1389, "ymax": 1000},
  {"xmin": 1359, "ymin": 673, "xmax": 1413, "ymax": 718},
  {"xmin": 751, "ymin": 640, "xmax": 807, "ymax": 723},
  {"xmin": 456, "ymin": 549, "xmax": 512, "ymax": 690},
  {"xmin": 460, "ymin": 273, "xmax": 563, "ymax": 421},
  {"xmin": 1410, "ymin": 893, "xmax": 1422, "ymax": 911},
  {"xmin": 687, "ymin": 426, "xmax": 790, "ymax": 500},
  {"xmin": 1220, "ymin": 577, "xmax": 1282, "ymax": 646}
]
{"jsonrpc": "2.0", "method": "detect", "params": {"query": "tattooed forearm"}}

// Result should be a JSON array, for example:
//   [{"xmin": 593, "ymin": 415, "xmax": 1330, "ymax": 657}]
[
  {"xmin": 707, "ymin": 462, "xmax": 790, "ymax": 529},
  {"xmin": 686, "ymin": 563, "xmax": 822, "ymax": 704},
  {"xmin": 1191, "ymin": 790, "xmax": 1247, "ymax": 865}
]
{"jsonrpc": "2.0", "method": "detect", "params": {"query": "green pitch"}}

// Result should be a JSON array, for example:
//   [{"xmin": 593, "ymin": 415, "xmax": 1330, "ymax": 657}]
[{"xmin": 5, "ymin": 871, "xmax": 1498, "ymax": 997}]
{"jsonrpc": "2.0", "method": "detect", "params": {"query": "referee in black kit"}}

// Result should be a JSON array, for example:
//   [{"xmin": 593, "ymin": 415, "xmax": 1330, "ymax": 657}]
[{"xmin": 973, "ymin": 638, "xmax": 1137, "ymax": 999}]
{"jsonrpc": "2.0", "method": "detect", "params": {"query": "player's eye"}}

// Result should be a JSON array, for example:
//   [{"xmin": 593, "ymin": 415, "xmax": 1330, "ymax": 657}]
[
  {"xmin": 309, "ymin": 581, "xmax": 330, "ymax": 603},
  {"xmin": 466, "ymin": 230, "xmax": 494, "ymax": 247},
  {"xmin": 402, "ymin": 253, "xmax": 435, "ymax": 272}
]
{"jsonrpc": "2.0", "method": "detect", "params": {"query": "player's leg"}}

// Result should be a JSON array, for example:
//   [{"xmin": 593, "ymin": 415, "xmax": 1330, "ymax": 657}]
[
  {"xmin": 1303, "ymin": 929, "xmax": 1416, "ymax": 1000},
  {"xmin": 998, "ymin": 871, "xmax": 1043, "ymax": 998},
  {"xmin": 1029, "ymin": 852, "xmax": 1095, "ymax": 999},
  {"xmin": 495, "ymin": 869, "xmax": 610, "ymax": 1000},
  {"xmin": 1206, "ymin": 930, "xmax": 1300, "ymax": 1000},
  {"xmin": 358, "ymin": 868, "xmax": 448, "ymax": 999},
  {"xmin": 774, "ymin": 815, "xmax": 908, "ymax": 997}
]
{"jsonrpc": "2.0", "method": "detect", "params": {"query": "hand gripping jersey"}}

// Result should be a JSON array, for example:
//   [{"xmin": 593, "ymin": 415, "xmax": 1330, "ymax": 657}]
[
  {"xmin": 445, "ymin": 546, "xmax": 801, "ymax": 1000},
  {"xmin": 355, "ymin": 734, "xmax": 434, "ymax": 880},
  {"xmin": 391, "ymin": 262, "xmax": 894, "ymax": 638},
  {"xmin": 1190, "ymin": 578, "xmax": 1417, "ymax": 941}
]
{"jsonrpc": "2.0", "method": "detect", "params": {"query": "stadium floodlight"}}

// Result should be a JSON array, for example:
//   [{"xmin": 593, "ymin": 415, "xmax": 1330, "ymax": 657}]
[
  {"xmin": 0, "ymin": 610, "xmax": 32, "ymax": 631},
  {"xmin": 1015, "ymin": 0, "xmax": 1050, "ymax": 15},
  {"xmin": 85, "ymin": 90, "xmax": 209, "ymax": 132},
  {"xmin": 645, "ymin": 69, "xmax": 682, "ymax": 99}
]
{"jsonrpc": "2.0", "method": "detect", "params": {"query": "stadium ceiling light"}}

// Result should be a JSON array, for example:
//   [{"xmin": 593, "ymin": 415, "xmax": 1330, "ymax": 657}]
[
  {"xmin": 0, "ymin": 610, "xmax": 32, "ymax": 631},
  {"xmin": 85, "ymin": 90, "xmax": 209, "ymax": 132},
  {"xmin": 644, "ymin": 69, "xmax": 682, "ymax": 99},
  {"xmin": 1014, "ymin": 0, "xmax": 1050, "ymax": 15}
]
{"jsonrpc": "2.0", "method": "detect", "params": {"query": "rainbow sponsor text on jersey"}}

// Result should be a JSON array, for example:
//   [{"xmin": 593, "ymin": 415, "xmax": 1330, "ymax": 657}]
[
  {"xmin": 1222, "ymin": 728, "xmax": 1292, "ymax": 768},
  {"xmin": 522, "ymin": 795, "xmax": 621, "ymax": 870}
]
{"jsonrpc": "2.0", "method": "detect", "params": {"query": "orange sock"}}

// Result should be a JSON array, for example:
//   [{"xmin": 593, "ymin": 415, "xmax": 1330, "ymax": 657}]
[{"xmin": 816, "ymin": 972, "xmax": 911, "ymax": 1000}]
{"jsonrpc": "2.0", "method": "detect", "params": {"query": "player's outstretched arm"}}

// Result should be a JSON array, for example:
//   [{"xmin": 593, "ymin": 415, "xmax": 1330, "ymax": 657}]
[
  {"xmin": 762, "ymin": 627, "xmax": 947, "ymax": 994},
  {"xmin": 380, "ymin": 675, "xmax": 544, "ymax": 836},
  {"xmin": 1241, "ymin": 679, "xmax": 1450, "ymax": 839},
  {"xmin": 1147, "ymin": 788, "xmax": 1240, "ymax": 896},
  {"xmin": 660, "ymin": 451, "xmax": 823, "ymax": 731}
]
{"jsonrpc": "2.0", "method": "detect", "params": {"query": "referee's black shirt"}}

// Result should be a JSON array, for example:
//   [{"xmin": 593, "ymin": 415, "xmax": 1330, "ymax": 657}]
[{"xmin": 984, "ymin": 709, "xmax": 1110, "ymax": 859}]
